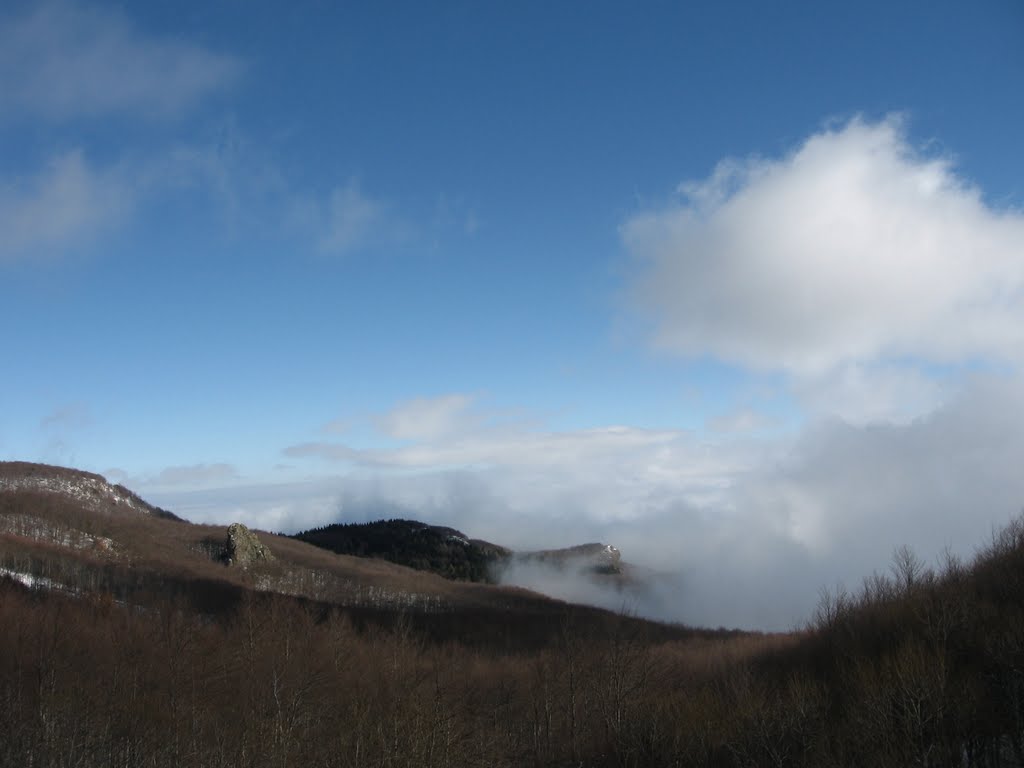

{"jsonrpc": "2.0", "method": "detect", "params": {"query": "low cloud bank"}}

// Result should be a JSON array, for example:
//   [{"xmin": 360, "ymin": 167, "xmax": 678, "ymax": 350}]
[{"xmin": 146, "ymin": 377, "xmax": 1024, "ymax": 631}]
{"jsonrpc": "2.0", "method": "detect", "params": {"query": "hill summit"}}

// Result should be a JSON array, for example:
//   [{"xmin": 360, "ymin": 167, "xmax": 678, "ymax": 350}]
[
  {"xmin": 291, "ymin": 519, "xmax": 627, "ymax": 584},
  {"xmin": 0, "ymin": 461, "xmax": 179, "ymax": 520},
  {"xmin": 292, "ymin": 519, "xmax": 512, "ymax": 582}
]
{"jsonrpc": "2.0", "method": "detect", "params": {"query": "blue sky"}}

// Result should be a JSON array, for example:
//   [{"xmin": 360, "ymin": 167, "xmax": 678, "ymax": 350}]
[{"xmin": 3, "ymin": 0, "xmax": 1024, "ymax": 628}]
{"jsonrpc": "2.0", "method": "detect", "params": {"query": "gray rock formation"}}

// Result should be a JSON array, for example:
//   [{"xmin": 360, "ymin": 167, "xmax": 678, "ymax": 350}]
[{"xmin": 224, "ymin": 522, "xmax": 273, "ymax": 567}]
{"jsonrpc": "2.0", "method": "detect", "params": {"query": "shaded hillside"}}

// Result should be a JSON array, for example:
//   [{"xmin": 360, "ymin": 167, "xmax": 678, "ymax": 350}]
[{"xmin": 292, "ymin": 519, "xmax": 512, "ymax": 582}]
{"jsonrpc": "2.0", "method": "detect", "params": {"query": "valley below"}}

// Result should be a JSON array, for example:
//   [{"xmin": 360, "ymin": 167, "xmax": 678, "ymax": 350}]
[{"xmin": 3, "ymin": 460, "xmax": 1024, "ymax": 767}]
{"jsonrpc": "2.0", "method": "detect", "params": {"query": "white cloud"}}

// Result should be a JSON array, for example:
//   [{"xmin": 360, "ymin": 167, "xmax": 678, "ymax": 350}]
[
  {"xmin": 0, "ymin": 150, "xmax": 131, "ymax": 262},
  {"xmin": 794, "ymin": 363, "xmax": 948, "ymax": 426},
  {"xmin": 624, "ymin": 116, "xmax": 1024, "ymax": 387},
  {"xmin": 377, "ymin": 394, "xmax": 477, "ymax": 441},
  {"xmin": 285, "ymin": 422, "xmax": 734, "ymax": 491},
  {"xmin": 282, "ymin": 396, "xmax": 758, "ymax": 540},
  {"xmin": 0, "ymin": 1, "xmax": 240, "ymax": 120},
  {"xmin": 605, "ymin": 118, "xmax": 1024, "ymax": 625},
  {"xmin": 706, "ymin": 407, "xmax": 775, "ymax": 434}
]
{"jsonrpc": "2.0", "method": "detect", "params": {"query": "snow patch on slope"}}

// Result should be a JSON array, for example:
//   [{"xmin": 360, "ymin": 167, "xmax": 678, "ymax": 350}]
[{"xmin": 0, "ymin": 467, "xmax": 162, "ymax": 518}]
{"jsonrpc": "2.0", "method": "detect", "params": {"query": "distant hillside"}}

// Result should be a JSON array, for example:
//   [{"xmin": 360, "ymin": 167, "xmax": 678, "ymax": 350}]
[
  {"xmin": 0, "ymin": 461, "xmax": 180, "ymax": 521},
  {"xmin": 1, "ymin": 461, "xmax": 681, "ymax": 648},
  {"xmin": 517, "ymin": 542, "xmax": 623, "ymax": 574},
  {"xmin": 2, "ymin": 460, "xmax": 730, "ymax": 768},
  {"xmin": 292, "ymin": 519, "xmax": 512, "ymax": 582},
  {"xmin": 291, "ymin": 519, "xmax": 635, "ymax": 585}
]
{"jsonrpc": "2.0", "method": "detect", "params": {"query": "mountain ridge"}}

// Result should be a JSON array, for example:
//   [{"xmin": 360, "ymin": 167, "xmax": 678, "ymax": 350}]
[
  {"xmin": 0, "ymin": 461, "xmax": 181, "ymax": 521},
  {"xmin": 0, "ymin": 460, "xmax": 689, "ymax": 644},
  {"xmin": 291, "ymin": 518, "xmax": 631, "ymax": 585}
]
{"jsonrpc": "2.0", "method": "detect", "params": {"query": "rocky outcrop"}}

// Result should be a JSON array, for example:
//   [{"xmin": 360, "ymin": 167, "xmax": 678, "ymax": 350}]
[
  {"xmin": 585, "ymin": 543, "xmax": 623, "ymax": 574},
  {"xmin": 224, "ymin": 523, "xmax": 273, "ymax": 567}
]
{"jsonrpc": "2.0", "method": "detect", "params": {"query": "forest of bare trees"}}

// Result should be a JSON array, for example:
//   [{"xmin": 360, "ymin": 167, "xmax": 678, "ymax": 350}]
[{"xmin": 3, "ymin": 513, "xmax": 1024, "ymax": 767}]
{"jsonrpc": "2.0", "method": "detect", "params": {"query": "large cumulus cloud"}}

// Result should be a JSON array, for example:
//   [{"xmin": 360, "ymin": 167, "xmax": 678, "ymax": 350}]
[{"xmin": 624, "ymin": 115, "xmax": 1024, "ymax": 377}]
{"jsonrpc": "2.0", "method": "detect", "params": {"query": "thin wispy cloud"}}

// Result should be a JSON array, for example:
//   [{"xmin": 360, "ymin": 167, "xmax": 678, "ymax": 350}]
[
  {"xmin": 377, "ymin": 394, "xmax": 478, "ymax": 441},
  {"xmin": 0, "ymin": 4, "xmax": 443, "ymax": 265},
  {"xmin": 318, "ymin": 180, "xmax": 388, "ymax": 255},
  {"xmin": 286, "ymin": 394, "xmax": 719, "ymax": 481},
  {"xmin": 0, "ymin": 1, "xmax": 241, "ymax": 121},
  {"xmin": 0, "ymin": 1, "xmax": 245, "ymax": 263},
  {"xmin": 0, "ymin": 151, "xmax": 131, "ymax": 263},
  {"xmin": 279, "ymin": 396, "xmax": 754, "ymax": 545},
  {"xmin": 283, "ymin": 443, "xmax": 365, "ymax": 464},
  {"xmin": 705, "ymin": 407, "xmax": 776, "ymax": 434},
  {"xmin": 319, "ymin": 419, "xmax": 351, "ymax": 436},
  {"xmin": 36, "ymin": 402, "xmax": 92, "ymax": 470},
  {"xmin": 283, "ymin": 425, "xmax": 726, "ymax": 489},
  {"xmin": 39, "ymin": 402, "xmax": 92, "ymax": 431},
  {"xmin": 152, "ymin": 463, "xmax": 240, "ymax": 488},
  {"xmin": 0, "ymin": 141, "xmax": 265, "ymax": 264},
  {"xmin": 284, "ymin": 178, "xmax": 397, "ymax": 256}
]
